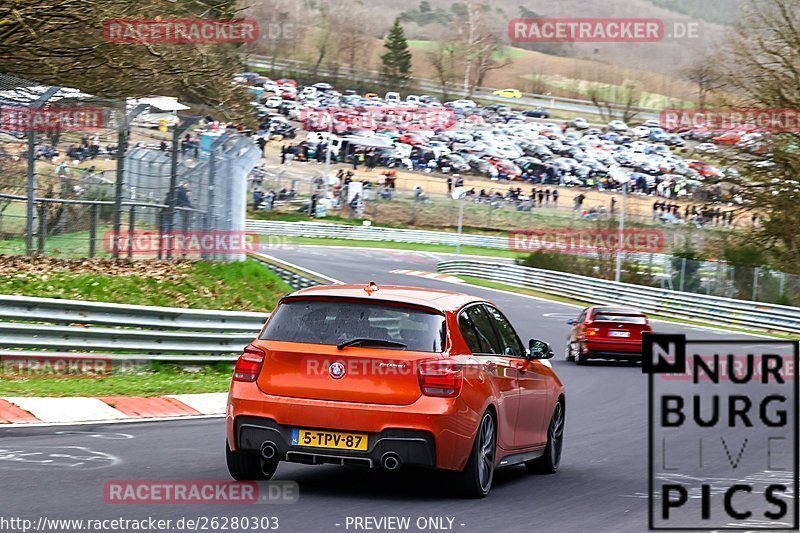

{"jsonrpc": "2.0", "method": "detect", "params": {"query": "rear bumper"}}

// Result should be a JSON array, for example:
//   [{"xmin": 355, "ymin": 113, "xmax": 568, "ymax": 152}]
[
  {"xmin": 236, "ymin": 416, "xmax": 436, "ymax": 469},
  {"xmin": 582, "ymin": 339, "xmax": 642, "ymax": 359},
  {"xmin": 226, "ymin": 382, "xmax": 480, "ymax": 471},
  {"xmin": 581, "ymin": 339, "xmax": 642, "ymax": 356}
]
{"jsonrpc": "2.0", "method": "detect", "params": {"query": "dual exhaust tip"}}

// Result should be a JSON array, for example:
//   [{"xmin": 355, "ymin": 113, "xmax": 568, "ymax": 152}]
[{"xmin": 261, "ymin": 441, "xmax": 401, "ymax": 471}]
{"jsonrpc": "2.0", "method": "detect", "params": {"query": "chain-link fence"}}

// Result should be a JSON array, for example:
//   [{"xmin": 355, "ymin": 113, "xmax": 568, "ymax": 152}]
[
  {"xmin": 663, "ymin": 257, "xmax": 800, "ymax": 305},
  {"xmin": 0, "ymin": 74, "xmax": 260, "ymax": 261}
]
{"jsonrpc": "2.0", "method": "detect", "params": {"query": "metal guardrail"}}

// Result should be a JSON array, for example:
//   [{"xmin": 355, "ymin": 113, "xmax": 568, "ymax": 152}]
[
  {"xmin": 437, "ymin": 259, "xmax": 800, "ymax": 335},
  {"xmin": 0, "ymin": 294, "xmax": 268, "ymax": 331},
  {"xmin": 0, "ymin": 295, "xmax": 269, "ymax": 363}
]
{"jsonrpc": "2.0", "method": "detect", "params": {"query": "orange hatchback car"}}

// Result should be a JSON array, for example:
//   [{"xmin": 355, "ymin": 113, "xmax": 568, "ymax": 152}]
[{"xmin": 226, "ymin": 283, "xmax": 565, "ymax": 497}]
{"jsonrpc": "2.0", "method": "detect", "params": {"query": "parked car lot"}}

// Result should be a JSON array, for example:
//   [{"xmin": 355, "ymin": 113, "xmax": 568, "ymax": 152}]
[{"xmin": 238, "ymin": 74, "xmax": 752, "ymax": 203}]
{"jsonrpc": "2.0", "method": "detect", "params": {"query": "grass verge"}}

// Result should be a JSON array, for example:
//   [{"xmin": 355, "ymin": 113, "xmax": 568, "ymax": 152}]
[
  {"xmin": 285, "ymin": 237, "xmax": 524, "ymax": 259},
  {"xmin": 0, "ymin": 364, "xmax": 233, "ymax": 397},
  {"xmin": 1, "ymin": 257, "xmax": 292, "ymax": 311}
]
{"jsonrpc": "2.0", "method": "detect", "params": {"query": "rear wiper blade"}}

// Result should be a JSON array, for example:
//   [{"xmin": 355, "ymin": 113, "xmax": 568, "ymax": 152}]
[{"xmin": 337, "ymin": 338, "xmax": 408, "ymax": 350}]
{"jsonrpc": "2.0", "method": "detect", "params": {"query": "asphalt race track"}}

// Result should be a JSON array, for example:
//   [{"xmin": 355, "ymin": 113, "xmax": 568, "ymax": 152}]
[{"xmin": 0, "ymin": 246, "xmax": 779, "ymax": 533}]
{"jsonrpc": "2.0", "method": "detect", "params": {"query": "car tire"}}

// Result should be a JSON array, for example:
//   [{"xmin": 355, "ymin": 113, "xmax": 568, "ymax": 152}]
[
  {"xmin": 456, "ymin": 411, "xmax": 497, "ymax": 499},
  {"xmin": 565, "ymin": 341, "xmax": 576, "ymax": 362},
  {"xmin": 525, "ymin": 400, "xmax": 565, "ymax": 474},
  {"xmin": 575, "ymin": 345, "xmax": 589, "ymax": 365},
  {"xmin": 226, "ymin": 441, "xmax": 278, "ymax": 481}
]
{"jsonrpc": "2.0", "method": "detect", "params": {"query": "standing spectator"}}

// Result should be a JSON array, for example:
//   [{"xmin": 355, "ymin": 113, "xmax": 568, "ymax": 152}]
[
  {"xmin": 256, "ymin": 136, "xmax": 267, "ymax": 157},
  {"xmin": 573, "ymin": 192, "xmax": 585, "ymax": 211},
  {"xmin": 280, "ymin": 144, "xmax": 287, "ymax": 165},
  {"xmin": 544, "ymin": 188, "xmax": 551, "ymax": 206},
  {"xmin": 610, "ymin": 196, "xmax": 617, "ymax": 215},
  {"xmin": 552, "ymin": 189, "xmax": 559, "ymax": 207},
  {"xmin": 447, "ymin": 176, "xmax": 453, "ymax": 193},
  {"xmin": 537, "ymin": 188, "xmax": 545, "ymax": 207},
  {"xmin": 176, "ymin": 181, "xmax": 194, "ymax": 209},
  {"xmin": 310, "ymin": 193, "xmax": 318, "ymax": 217},
  {"xmin": 252, "ymin": 188, "xmax": 263, "ymax": 210}
]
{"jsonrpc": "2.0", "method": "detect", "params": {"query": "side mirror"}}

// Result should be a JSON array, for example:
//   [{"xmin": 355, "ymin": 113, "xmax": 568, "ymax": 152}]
[
  {"xmin": 528, "ymin": 339, "xmax": 554, "ymax": 359},
  {"xmin": 566, "ymin": 319, "xmax": 576, "ymax": 325}
]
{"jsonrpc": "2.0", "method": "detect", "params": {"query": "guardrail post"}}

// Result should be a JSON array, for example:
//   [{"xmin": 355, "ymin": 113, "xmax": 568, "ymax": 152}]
[
  {"xmin": 752, "ymin": 267, "xmax": 760, "ymax": 301},
  {"xmin": 89, "ymin": 204, "xmax": 99, "ymax": 258},
  {"xmin": 36, "ymin": 203, "xmax": 46, "ymax": 255},
  {"xmin": 127, "ymin": 206, "xmax": 136, "ymax": 260},
  {"xmin": 679, "ymin": 258, "xmax": 687, "ymax": 292}
]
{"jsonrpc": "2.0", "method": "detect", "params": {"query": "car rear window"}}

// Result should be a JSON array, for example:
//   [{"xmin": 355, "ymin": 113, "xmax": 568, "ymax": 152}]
[
  {"xmin": 592, "ymin": 314, "xmax": 647, "ymax": 324},
  {"xmin": 260, "ymin": 299, "xmax": 446, "ymax": 352}
]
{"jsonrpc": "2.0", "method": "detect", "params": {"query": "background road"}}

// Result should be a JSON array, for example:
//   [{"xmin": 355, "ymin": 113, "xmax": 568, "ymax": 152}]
[{"xmin": 1, "ymin": 246, "xmax": 783, "ymax": 533}]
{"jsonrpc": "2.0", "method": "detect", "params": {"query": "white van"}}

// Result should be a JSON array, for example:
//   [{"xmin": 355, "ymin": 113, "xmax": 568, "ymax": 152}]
[
  {"xmin": 405, "ymin": 94, "xmax": 420, "ymax": 105},
  {"xmin": 385, "ymin": 91, "xmax": 401, "ymax": 104}
]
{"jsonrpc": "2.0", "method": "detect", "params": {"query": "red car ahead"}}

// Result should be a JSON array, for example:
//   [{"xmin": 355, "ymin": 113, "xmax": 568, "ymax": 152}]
[{"xmin": 564, "ymin": 306, "xmax": 652, "ymax": 364}]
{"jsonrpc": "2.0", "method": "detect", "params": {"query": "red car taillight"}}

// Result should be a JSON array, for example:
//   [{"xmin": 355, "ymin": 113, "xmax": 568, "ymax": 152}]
[
  {"xmin": 418, "ymin": 360, "xmax": 463, "ymax": 398},
  {"xmin": 585, "ymin": 327, "xmax": 601, "ymax": 337},
  {"xmin": 233, "ymin": 344, "xmax": 265, "ymax": 382}
]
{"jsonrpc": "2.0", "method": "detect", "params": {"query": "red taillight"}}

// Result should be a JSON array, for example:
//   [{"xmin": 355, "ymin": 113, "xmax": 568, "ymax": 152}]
[
  {"xmin": 233, "ymin": 344, "xmax": 265, "ymax": 382},
  {"xmin": 585, "ymin": 327, "xmax": 600, "ymax": 337},
  {"xmin": 418, "ymin": 360, "xmax": 463, "ymax": 398}
]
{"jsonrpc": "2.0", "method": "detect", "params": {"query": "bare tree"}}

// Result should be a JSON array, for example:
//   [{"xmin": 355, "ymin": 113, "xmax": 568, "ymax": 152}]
[
  {"xmin": 587, "ymin": 83, "xmax": 642, "ymax": 123},
  {"xmin": 451, "ymin": 3, "xmax": 511, "ymax": 96},
  {"xmin": 686, "ymin": 58, "xmax": 724, "ymax": 110},
  {"xmin": 427, "ymin": 43, "xmax": 458, "ymax": 100},
  {"xmin": 332, "ymin": 6, "xmax": 371, "ymax": 72}
]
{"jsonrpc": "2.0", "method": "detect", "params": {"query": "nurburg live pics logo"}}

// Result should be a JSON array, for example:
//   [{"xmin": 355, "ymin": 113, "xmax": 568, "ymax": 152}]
[{"xmin": 643, "ymin": 334, "xmax": 799, "ymax": 530}]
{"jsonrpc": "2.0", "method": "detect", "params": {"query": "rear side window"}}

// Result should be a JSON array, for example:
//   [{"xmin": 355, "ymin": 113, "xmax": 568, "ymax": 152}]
[
  {"xmin": 484, "ymin": 305, "xmax": 525, "ymax": 357},
  {"xmin": 260, "ymin": 299, "xmax": 446, "ymax": 352},
  {"xmin": 464, "ymin": 305, "xmax": 502, "ymax": 354},
  {"xmin": 458, "ymin": 313, "xmax": 483, "ymax": 354}
]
